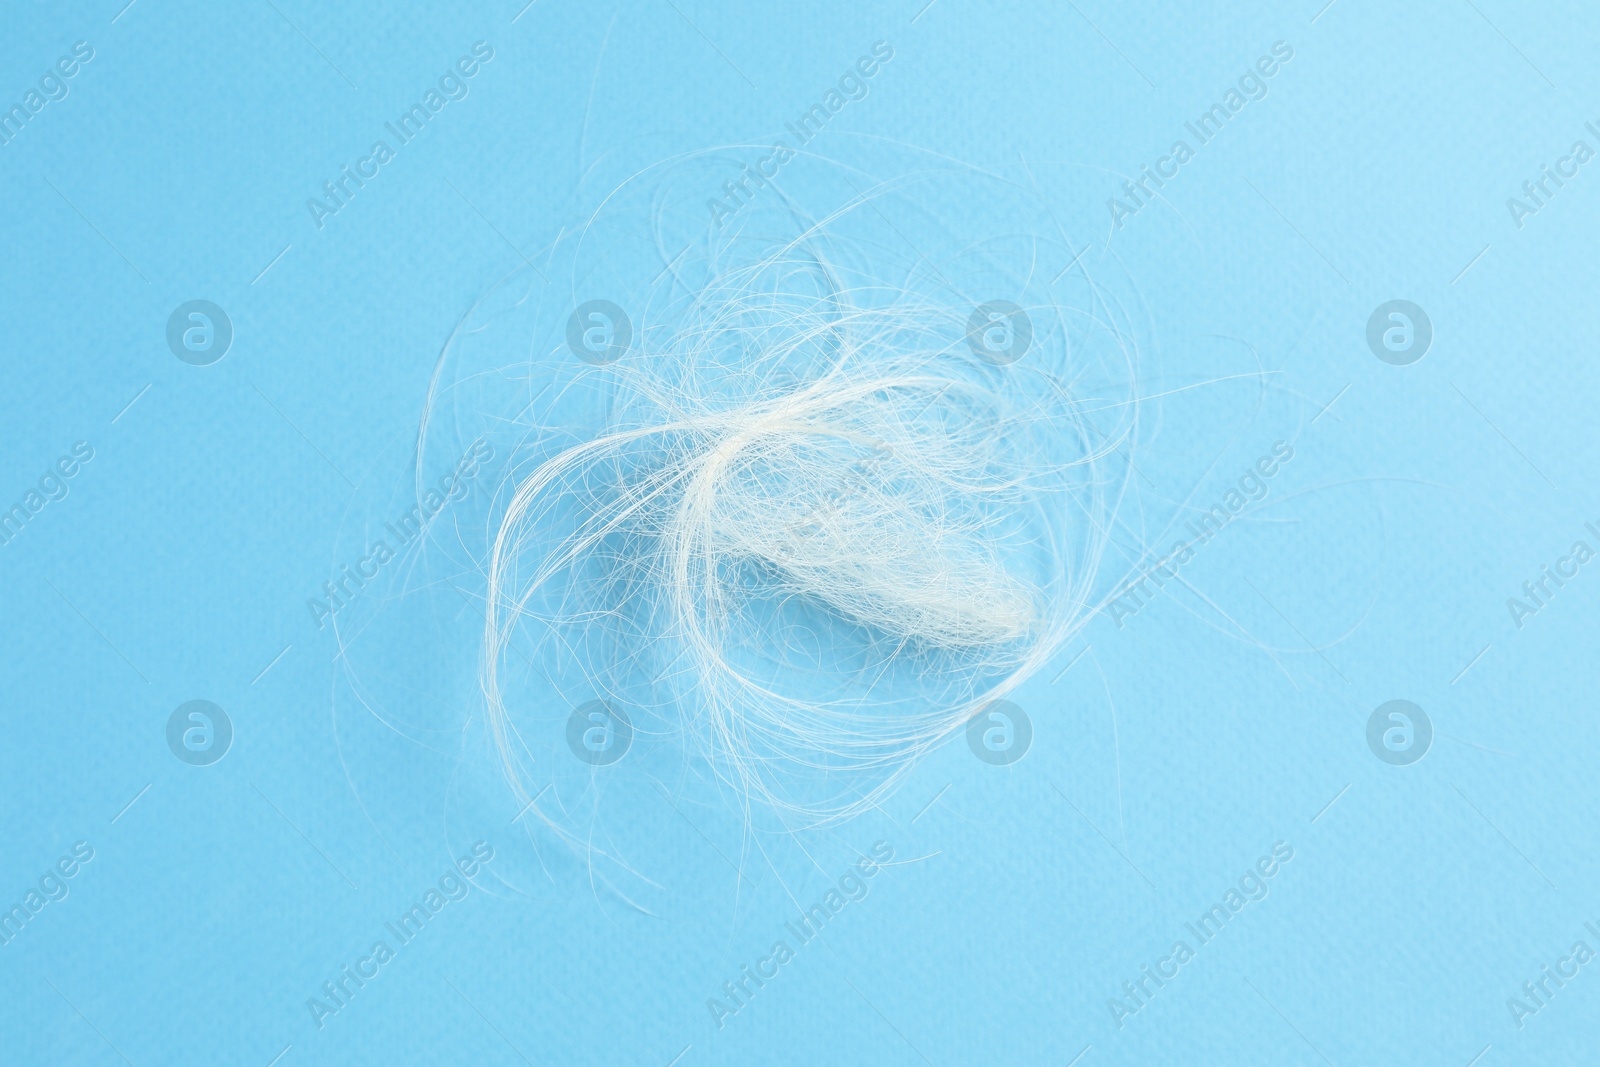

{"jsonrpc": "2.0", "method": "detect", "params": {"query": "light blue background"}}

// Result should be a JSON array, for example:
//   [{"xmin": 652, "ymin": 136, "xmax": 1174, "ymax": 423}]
[{"xmin": 2, "ymin": 1, "xmax": 1598, "ymax": 1064}]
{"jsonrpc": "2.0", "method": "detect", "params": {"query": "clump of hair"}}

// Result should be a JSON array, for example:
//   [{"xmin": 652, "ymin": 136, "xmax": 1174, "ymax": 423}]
[{"xmin": 474, "ymin": 159, "xmax": 1130, "ymax": 823}]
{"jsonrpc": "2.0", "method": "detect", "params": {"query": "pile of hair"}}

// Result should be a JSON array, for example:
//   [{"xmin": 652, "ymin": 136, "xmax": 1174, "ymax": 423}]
[{"xmin": 476, "ymin": 173, "xmax": 1123, "ymax": 823}]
